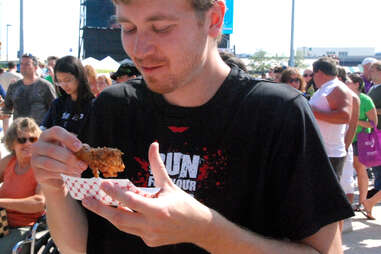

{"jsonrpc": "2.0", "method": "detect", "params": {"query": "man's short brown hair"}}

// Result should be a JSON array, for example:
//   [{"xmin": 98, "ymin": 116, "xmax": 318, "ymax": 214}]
[{"xmin": 112, "ymin": 0, "xmax": 218, "ymax": 18}]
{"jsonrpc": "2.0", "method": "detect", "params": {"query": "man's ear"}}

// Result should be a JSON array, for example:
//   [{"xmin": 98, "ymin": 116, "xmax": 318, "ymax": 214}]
[{"xmin": 207, "ymin": 1, "xmax": 226, "ymax": 39}]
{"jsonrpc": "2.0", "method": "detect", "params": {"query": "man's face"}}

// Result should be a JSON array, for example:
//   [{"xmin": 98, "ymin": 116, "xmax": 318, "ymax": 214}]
[
  {"xmin": 273, "ymin": 73, "xmax": 282, "ymax": 83},
  {"xmin": 370, "ymin": 66, "xmax": 381, "ymax": 84},
  {"xmin": 363, "ymin": 63, "xmax": 372, "ymax": 80},
  {"xmin": 115, "ymin": 0, "xmax": 211, "ymax": 95},
  {"xmin": 20, "ymin": 57, "xmax": 37, "ymax": 77},
  {"xmin": 48, "ymin": 59, "xmax": 56, "ymax": 68},
  {"xmin": 313, "ymin": 70, "xmax": 324, "ymax": 88},
  {"xmin": 116, "ymin": 75, "xmax": 134, "ymax": 83}
]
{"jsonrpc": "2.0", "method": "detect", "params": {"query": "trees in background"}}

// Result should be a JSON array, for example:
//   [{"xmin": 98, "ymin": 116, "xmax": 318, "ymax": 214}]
[{"xmin": 248, "ymin": 50, "xmax": 307, "ymax": 74}]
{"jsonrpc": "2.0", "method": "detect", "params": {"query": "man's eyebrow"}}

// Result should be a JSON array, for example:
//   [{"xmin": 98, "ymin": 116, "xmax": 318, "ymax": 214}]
[
  {"xmin": 115, "ymin": 16, "xmax": 131, "ymax": 23},
  {"xmin": 146, "ymin": 14, "xmax": 179, "ymax": 22},
  {"xmin": 116, "ymin": 14, "xmax": 179, "ymax": 24}
]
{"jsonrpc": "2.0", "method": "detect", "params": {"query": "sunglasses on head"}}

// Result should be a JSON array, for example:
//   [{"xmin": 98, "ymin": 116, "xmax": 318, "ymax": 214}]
[
  {"xmin": 303, "ymin": 73, "xmax": 313, "ymax": 77},
  {"xmin": 17, "ymin": 137, "xmax": 38, "ymax": 144}
]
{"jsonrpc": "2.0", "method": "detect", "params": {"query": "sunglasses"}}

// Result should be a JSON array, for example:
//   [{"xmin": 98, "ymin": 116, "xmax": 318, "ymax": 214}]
[
  {"xmin": 303, "ymin": 74, "xmax": 313, "ymax": 77},
  {"xmin": 56, "ymin": 78, "xmax": 75, "ymax": 87},
  {"xmin": 17, "ymin": 137, "xmax": 38, "ymax": 144},
  {"xmin": 289, "ymin": 78, "xmax": 300, "ymax": 83}
]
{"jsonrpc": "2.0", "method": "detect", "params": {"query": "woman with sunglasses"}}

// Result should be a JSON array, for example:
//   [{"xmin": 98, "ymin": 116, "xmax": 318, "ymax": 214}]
[
  {"xmin": 280, "ymin": 68, "xmax": 309, "ymax": 99},
  {"xmin": 0, "ymin": 117, "xmax": 45, "ymax": 252},
  {"xmin": 41, "ymin": 56, "xmax": 94, "ymax": 135}
]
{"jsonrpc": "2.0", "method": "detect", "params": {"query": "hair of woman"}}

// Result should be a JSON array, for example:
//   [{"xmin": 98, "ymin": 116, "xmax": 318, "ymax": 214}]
[{"xmin": 3, "ymin": 117, "xmax": 42, "ymax": 153}]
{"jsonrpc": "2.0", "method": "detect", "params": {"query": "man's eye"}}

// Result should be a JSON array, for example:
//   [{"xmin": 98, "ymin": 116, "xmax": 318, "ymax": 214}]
[
  {"xmin": 153, "ymin": 25, "xmax": 174, "ymax": 33},
  {"xmin": 122, "ymin": 26, "xmax": 136, "ymax": 34}
]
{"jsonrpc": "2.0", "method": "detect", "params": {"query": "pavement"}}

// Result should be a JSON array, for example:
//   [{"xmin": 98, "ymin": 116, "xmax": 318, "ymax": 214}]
[{"xmin": 342, "ymin": 183, "xmax": 381, "ymax": 254}]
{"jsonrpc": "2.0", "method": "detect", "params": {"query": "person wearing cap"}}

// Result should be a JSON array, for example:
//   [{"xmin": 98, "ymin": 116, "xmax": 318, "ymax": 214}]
[
  {"xmin": 361, "ymin": 57, "xmax": 377, "ymax": 93},
  {"xmin": 111, "ymin": 62, "xmax": 141, "ymax": 84}
]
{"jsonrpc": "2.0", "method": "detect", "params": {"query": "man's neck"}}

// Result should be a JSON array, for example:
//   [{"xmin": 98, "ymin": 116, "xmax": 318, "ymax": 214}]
[
  {"xmin": 317, "ymin": 76, "xmax": 336, "ymax": 89},
  {"xmin": 163, "ymin": 56, "xmax": 231, "ymax": 107},
  {"xmin": 23, "ymin": 75, "xmax": 38, "ymax": 85}
]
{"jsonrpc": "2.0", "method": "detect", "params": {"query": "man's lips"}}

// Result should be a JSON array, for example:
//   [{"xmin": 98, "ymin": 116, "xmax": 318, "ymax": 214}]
[{"xmin": 141, "ymin": 65, "xmax": 162, "ymax": 72}]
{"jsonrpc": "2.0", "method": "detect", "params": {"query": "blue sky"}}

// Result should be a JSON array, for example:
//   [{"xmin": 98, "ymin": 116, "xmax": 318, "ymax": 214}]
[{"xmin": 1, "ymin": 0, "xmax": 381, "ymax": 60}]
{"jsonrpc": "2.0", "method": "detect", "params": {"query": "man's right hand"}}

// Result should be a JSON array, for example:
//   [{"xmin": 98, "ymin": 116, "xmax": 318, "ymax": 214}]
[{"xmin": 31, "ymin": 126, "xmax": 88, "ymax": 192}]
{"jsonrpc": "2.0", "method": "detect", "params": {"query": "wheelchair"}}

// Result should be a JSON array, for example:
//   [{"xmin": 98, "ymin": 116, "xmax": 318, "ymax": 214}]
[{"xmin": 12, "ymin": 215, "xmax": 59, "ymax": 254}]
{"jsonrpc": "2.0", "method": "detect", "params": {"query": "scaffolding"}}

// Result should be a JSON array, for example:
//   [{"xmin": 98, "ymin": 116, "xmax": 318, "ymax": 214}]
[{"xmin": 77, "ymin": 0, "xmax": 86, "ymax": 59}]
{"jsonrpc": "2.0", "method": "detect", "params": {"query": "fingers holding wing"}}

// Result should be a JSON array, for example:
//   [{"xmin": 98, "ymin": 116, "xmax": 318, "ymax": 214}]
[{"xmin": 31, "ymin": 126, "xmax": 88, "ymax": 188}]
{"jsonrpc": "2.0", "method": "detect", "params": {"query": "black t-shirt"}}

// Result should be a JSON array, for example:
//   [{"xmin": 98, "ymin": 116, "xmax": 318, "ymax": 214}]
[
  {"xmin": 42, "ymin": 95, "xmax": 92, "ymax": 135},
  {"xmin": 79, "ymin": 68, "xmax": 354, "ymax": 254}
]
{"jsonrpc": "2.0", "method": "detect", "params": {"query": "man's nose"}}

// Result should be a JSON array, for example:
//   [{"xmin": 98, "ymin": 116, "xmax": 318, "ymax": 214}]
[{"xmin": 131, "ymin": 32, "xmax": 155, "ymax": 59}]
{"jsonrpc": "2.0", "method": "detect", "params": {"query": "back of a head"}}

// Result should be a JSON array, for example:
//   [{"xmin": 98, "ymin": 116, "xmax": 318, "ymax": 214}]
[
  {"xmin": 273, "ymin": 66, "xmax": 286, "ymax": 74},
  {"xmin": 219, "ymin": 51, "xmax": 247, "ymax": 72},
  {"xmin": 337, "ymin": 66, "xmax": 347, "ymax": 82},
  {"xmin": 349, "ymin": 73, "xmax": 364, "ymax": 92},
  {"xmin": 47, "ymin": 56, "xmax": 58, "ymax": 62},
  {"xmin": 313, "ymin": 57, "xmax": 338, "ymax": 76},
  {"xmin": 7, "ymin": 61, "xmax": 16, "ymax": 70}
]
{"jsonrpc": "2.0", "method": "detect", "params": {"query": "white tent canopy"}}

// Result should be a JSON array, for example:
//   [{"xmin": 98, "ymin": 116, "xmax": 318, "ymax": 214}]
[
  {"xmin": 81, "ymin": 57, "xmax": 100, "ymax": 68},
  {"xmin": 99, "ymin": 56, "xmax": 120, "ymax": 71},
  {"xmin": 81, "ymin": 56, "xmax": 120, "ymax": 72}
]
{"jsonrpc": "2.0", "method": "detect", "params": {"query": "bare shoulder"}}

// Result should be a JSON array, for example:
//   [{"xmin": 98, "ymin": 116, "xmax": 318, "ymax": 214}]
[{"xmin": 0, "ymin": 154, "xmax": 14, "ymax": 179}]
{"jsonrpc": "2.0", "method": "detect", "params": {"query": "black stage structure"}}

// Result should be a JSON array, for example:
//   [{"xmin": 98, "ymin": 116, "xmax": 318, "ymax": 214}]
[
  {"xmin": 78, "ymin": 0, "xmax": 126, "ymax": 61},
  {"xmin": 78, "ymin": 0, "xmax": 231, "ymax": 61}
]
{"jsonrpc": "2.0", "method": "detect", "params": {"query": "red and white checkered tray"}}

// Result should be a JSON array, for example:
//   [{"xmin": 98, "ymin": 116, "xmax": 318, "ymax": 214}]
[{"xmin": 61, "ymin": 174, "xmax": 160, "ymax": 206}]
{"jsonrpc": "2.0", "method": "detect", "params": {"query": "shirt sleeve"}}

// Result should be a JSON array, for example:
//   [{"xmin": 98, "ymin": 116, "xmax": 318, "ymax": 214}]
[
  {"xmin": 0, "ymin": 84, "xmax": 6, "ymax": 98},
  {"xmin": 41, "ymin": 99, "xmax": 57, "ymax": 130},
  {"xmin": 44, "ymin": 82, "xmax": 57, "ymax": 109},
  {"xmin": 364, "ymin": 94, "xmax": 376, "ymax": 112},
  {"xmin": 3, "ymin": 82, "xmax": 14, "ymax": 112},
  {"xmin": 369, "ymin": 89, "xmax": 381, "ymax": 109},
  {"xmin": 264, "ymin": 94, "xmax": 354, "ymax": 240}
]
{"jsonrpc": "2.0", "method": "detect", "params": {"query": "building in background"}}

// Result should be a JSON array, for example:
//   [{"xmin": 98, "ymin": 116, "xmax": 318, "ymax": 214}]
[{"xmin": 297, "ymin": 47, "xmax": 380, "ymax": 66}]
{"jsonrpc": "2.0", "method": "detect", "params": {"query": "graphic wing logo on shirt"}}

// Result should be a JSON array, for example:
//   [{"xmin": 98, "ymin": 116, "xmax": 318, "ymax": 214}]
[{"xmin": 168, "ymin": 126, "xmax": 189, "ymax": 133}]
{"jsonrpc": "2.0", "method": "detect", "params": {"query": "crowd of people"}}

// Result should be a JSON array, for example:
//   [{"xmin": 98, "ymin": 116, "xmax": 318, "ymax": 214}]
[
  {"xmin": 0, "ymin": 52, "xmax": 141, "ymax": 251},
  {"xmin": 265, "ymin": 57, "xmax": 381, "ymax": 222},
  {"xmin": 0, "ymin": 0, "xmax": 380, "ymax": 253}
]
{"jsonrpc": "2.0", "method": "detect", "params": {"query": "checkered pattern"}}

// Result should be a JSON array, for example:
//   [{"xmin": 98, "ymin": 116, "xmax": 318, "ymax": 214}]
[
  {"xmin": 0, "ymin": 208, "xmax": 9, "ymax": 237},
  {"xmin": 61, "ymin": 174, "xmax": 160, "ymax": 207}
]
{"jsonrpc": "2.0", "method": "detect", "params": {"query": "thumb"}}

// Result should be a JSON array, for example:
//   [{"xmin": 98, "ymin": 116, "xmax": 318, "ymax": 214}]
[{"xmin": 148, "ymin": 142, "xmax": 172, "ymax": 188}]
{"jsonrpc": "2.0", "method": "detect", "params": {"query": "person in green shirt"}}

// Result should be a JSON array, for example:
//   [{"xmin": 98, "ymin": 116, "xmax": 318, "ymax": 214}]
[{"xmin": 346, "ymin": 74, "xmax": 378, "ymax": 216}]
